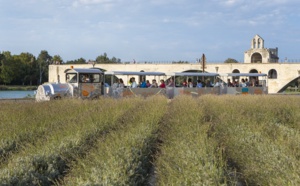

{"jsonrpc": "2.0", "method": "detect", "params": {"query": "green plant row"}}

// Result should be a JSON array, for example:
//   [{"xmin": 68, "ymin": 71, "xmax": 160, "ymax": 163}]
[
  {"xmin": 62, "ymin": 95, "xmax": 168, "ymax": 185},
  {"xmin": 0, "ymin": 100, "xmax": 89, "ymax": 164},
  {"xmin": 154, "ymin": 96, "xmax": 226, "ymax": 185},
  {"xmin": 201, "ymin": 95, "xmax": 300, "ymax": 185},
  {"xmin": 0, "ymin": 98, "xmax": 139, "ymax": 185}
]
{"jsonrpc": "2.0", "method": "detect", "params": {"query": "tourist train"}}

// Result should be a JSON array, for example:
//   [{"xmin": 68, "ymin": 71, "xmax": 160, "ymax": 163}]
[{"xmin": 35, "ymin": 67, "xmax": 268, "ymax": 101}]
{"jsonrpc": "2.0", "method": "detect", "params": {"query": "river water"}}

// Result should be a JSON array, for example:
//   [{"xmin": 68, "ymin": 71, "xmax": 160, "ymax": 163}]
[{"xmin": 0, "ymin": 90, "xmax": 35, "ymax": 99}]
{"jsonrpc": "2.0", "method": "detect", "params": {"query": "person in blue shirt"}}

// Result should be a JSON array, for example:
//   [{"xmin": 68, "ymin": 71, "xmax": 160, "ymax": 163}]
[{"xmin": 196, "ymin": 79, "xmax": 203, "ymax": 88}]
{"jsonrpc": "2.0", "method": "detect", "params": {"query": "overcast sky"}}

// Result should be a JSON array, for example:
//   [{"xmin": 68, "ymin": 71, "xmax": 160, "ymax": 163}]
[{"xmin": 1, "ymin": 0, "xmax": 299, "ymax": 63}]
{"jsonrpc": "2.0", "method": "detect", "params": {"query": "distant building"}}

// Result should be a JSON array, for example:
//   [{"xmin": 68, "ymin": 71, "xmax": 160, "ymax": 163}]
[{"xmin": 244, "ymin": 34, "xmax": 279, "ymax": 63}]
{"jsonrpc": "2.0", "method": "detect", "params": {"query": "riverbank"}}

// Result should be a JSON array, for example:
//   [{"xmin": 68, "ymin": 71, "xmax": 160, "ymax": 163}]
[
  {"xmin": 0, "ymin": 85, "xmax": 37, "ymax": 91},
  {"xmin": 0, "ymin": 98, "xmax": 35, "ymax": 102}
]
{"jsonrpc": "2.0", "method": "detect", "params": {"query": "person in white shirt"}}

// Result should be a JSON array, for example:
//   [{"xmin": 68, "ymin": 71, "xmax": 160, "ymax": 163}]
[
  {"xmin": 214, "ymin": 79, "xmax": 221, "ymax": 87},
  {"xmin": 131, "ymin": 77, "xmax": 137, "ymax": 88}
]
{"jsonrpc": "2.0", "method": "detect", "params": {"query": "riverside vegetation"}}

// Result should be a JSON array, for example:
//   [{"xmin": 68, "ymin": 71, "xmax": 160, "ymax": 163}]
[{"xmin": 0, "ymin": 95, "xmax": 299, "ymax": 185}]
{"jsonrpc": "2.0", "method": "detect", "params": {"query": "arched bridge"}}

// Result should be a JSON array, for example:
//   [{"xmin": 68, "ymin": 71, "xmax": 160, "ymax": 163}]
[{"xmin": 49, "ymin": 62, "xmax": 300, "ymax": 94}]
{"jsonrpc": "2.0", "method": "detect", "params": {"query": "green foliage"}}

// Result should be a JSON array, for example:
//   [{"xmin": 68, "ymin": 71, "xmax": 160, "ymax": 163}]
[
  {"xmin": 96, "ymin": 52, "xmax": 121, "ymax": 64},
  {"xmin": 224, "ymin": 58, "xmax": 238, "ymax": 63},
  {"xmin": 0, "ymin": 50, "xmax": 123, "ymax": 85},
  {"xmin": 52, "ymin": 55, "xmax": 63, "ymax": 64},
  {"xmin": 172, "ymin": 60, "xmax": 189, "ymax": 64},
  {"xmin": 65, "ymin": 57, "xmax": 86, "ymax": 64}
]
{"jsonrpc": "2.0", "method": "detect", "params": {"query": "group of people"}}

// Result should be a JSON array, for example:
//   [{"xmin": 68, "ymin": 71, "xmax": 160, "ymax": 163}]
[
  {"xmin": 227, "ymin": 78, "xmax": 258, "ymax": 87},
  {"xmin": 182, "ymin": 78, "xmax": 215, "ymax": 88},
  {"xmin": 111, "ymin": 78, "xmax": 125, "ymax": 97},
  {"xmin": 113, "ymin": 77, "xmax": 259, "ymax": 90},
  {"xmin": 128, "ymin": 77, "xmax": 174, "ymax": 88}
]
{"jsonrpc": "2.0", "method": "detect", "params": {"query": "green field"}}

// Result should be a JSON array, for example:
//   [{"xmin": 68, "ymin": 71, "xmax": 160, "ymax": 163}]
[{"xmin": 0, "ymin": 95, "xmax": 299, "ymax": 185}]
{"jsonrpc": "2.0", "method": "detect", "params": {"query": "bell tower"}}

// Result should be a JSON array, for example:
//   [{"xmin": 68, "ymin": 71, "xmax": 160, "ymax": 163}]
[
  {"xmin": 244, "ymin": 34, "xmax": 279, "ymax": 63},
  {"xmin": 251, "ymin": 35, "xmax": 264, "ymax": 49}
]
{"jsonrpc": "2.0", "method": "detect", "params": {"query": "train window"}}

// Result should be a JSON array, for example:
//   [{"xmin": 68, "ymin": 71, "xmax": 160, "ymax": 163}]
[
  {"xmin": 91, "ymin": 74, "xmax": 100, "ymax": 83},
  {"xmin": 79, "ymin": 74, "xmax": 101, "ymax": 83},
  {"xmin": 67, "ymin": 73, "xmax": 77, "ymax": 83}
]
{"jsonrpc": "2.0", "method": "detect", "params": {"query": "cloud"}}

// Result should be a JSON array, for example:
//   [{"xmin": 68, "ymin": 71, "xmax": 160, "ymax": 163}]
[{"xmin": 72, "ymin": 0, "xmax": 118, "ymax": 10}]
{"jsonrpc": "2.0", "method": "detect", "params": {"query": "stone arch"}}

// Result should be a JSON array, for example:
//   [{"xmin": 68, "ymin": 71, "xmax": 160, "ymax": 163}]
[
  {"xmin": 232, "ymin": 69, "xmax": 240, "ymax": 82},
  {"xmin": 249, "ymin": 69, "xmax": 258, "ymax": 73},
  {"xmin": 251, "ymin": 53, "xmax": 262, "ymax": 63},
  {"xmin": 139, "ymin": 70, "xmax": 145, "ymax": 83},
  {"xmin": 278, "ymin": 77, "xmax": 300, "ymax": 93},
  {"xmin": 268, "ymin": 69, "xmax": 277, "ymax": 79},
  {"xmin": 249, "ymin": 69, "xmax": 259, "ymax": 86}
]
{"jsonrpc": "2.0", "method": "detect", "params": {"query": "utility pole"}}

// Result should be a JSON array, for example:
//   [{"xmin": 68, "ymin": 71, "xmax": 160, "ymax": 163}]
[{"xmin": 201, "ymin": 54, "xmax": 206, "ymax": 81}]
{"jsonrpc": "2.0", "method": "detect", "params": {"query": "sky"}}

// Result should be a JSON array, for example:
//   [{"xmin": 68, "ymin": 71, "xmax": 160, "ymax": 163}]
[{"xmin": 1, "ymin": 0, "xmax": 300, "ymax": 63}]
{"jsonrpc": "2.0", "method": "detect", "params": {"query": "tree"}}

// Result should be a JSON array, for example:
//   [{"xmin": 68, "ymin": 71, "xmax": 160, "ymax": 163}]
[
  {"xmin": 172, "ymin": 60, "xmax": 189, "ymax": 64},
  {"xmin": 14, "ymin": 52, "xmax": 37, "ymax": 85},
  {"xmin": 37, "ymin": 50, "xmax": 52, "ymax": 84},
  {"xmin": 52, "ymin": 55, "xmax": 63, "ymax": 64},
  {"xmin": 0, "ymin": 51, "xmax": 20, "ymax": 84},
  {"xmin": 96, "ymin": 53, "xmax": 109, "ymax": 64},
  {"xmin": 65, "ymin": 58, "xmax": 86, "ymax": 64},
  {"xmin": 224, "ymin": 58, "xmax": 239, "ymax": 63},
  {"xmin": 95, "ymin": 53, "xmax": 121, "ymax": 64}
]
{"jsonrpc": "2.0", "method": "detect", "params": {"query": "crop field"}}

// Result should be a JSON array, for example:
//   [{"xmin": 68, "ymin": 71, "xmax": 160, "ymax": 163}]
[{"xmin": 0, "ymin": 95, "xmax": 300, "ymax": 185}]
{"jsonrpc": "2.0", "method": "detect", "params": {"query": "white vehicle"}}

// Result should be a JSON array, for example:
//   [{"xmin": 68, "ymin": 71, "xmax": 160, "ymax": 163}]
[{"xmin": 35, "ymin": 68, "xmax": 104, "ymax": 101}]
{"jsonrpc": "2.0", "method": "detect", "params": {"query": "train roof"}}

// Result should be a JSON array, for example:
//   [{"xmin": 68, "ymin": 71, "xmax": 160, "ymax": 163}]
[
  {"xmin": 104, "ymin": 71, "xmax": 166, "ymax": 76},
  {"xmin": 166, "ymin": 72, "xmax": 219, "ymax": 77},
  {"xmin": 220, "ymin": 73, "xmax": 267, "ymax": 77},
  {"xmin": 65, "ymin": 68, "xmax": 103, "ymax": 74}
]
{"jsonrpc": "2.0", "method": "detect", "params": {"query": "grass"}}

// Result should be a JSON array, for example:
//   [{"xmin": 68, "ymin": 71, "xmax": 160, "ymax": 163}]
[
  {"xmin": 0, "ymin": 95, "xmax": 300, "ymax": 185},
  {"xmin": 62, "ymin": 95, "xmax": 168, "ymax": 185},
  {"xmin": 200, "ymin": 95, "xmax": 300, "ymax": 185},
  {"xmin": 154, "ymin": 95, "xmax": 226, "ymax": 185},
  {"xmin": 0, "ymin": 98, "xmax": 139, "ymax": 185}
]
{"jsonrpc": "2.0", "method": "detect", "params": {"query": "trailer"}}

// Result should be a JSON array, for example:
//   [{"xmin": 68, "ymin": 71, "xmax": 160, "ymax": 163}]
[{"xmin": 219, "ymin": 73, "xmax": 268, "ymax": 95}]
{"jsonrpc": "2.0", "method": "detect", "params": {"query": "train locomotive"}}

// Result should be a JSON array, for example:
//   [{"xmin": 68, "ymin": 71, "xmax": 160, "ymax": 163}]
[{"xmin": 35, "ymin": 68, "xmax": 103, "ymax": 101}]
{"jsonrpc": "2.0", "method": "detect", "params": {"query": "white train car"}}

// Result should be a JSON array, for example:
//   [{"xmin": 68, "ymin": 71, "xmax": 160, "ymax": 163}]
[{"xmin": 35, "ymin": 68, "xmax": 104, "ymax": 101}]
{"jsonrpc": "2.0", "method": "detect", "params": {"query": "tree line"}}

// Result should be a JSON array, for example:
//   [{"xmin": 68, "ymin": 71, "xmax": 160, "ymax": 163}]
[{"xmin": 0, "ymin": 51, "xmax": 121, "ymax": 85}]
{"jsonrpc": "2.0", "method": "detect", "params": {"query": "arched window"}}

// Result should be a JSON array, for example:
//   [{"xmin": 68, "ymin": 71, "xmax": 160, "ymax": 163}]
[
  {"xmin": 258, "ymin": 39, "xmax": 261, "ymax": 48},
  {"xmin": 253, "ymin": 39, "xmax": 256, "ymax": 48},
  {"xmin": 251, "ymin": 53, "xmax": 262, "ymax": 63},
  {"xmin": 249, "ymin": 69, "xmax": 258, "ymax": 73},
  {"xmin": 249, "ymin": 69, "xmax": 259, "ymax": 86},
  {"xmin": 139, "ymin": 70, "xmax": 145, "ymax": 83},
  {"xmin": 232, "ymin": 69, "xmax": 240, "ymax": 82},
  {"xmin": 268, "ymin": 69, "xmax": 277, "ymax": 79}
]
